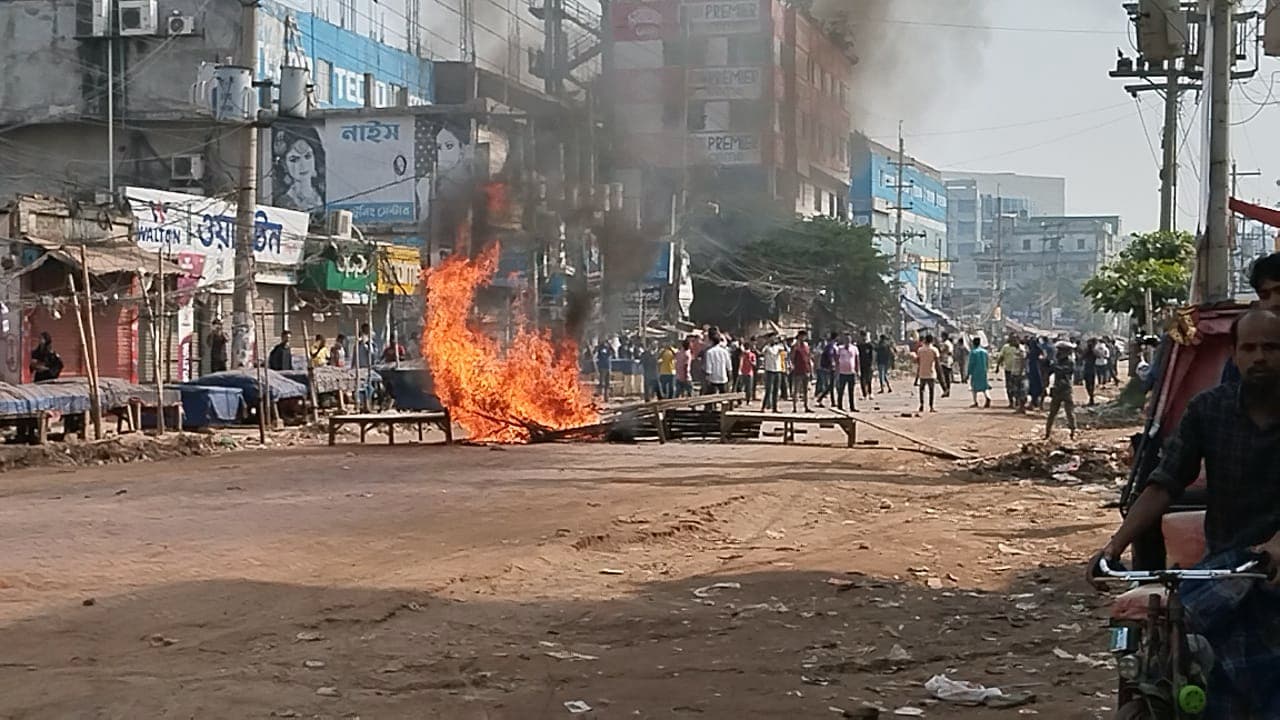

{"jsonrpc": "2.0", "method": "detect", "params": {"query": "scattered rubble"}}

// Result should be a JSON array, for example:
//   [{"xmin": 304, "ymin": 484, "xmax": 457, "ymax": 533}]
[
  {"xmin": 963, "ymin": 440, "xmax": 1128, "ymax": 485},
  {"xmin": 0, "ymin": 433, "xmax": 224, "ymax": 472}
]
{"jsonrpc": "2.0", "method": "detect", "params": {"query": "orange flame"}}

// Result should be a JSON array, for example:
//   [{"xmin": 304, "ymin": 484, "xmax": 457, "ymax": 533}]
[{"xmin": 422, "ymin": 243, "xmax": 597, "ymax": 443}]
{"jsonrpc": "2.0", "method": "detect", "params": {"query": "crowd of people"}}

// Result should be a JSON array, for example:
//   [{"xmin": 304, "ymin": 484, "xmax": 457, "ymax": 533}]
[
  {"xmin": 587, "ymin": 327, "xmax": 1126, "ymax": 441},
  {"xmin": 587, "ymin": 329, "xmax": 896, "ymax": 413}
]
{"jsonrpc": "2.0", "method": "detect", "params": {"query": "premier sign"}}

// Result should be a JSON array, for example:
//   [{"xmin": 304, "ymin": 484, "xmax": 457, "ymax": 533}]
[
  {"xmin": 687, "ymin": 66, "xmax": 763, "ymax": 101},
  {"xmin": 686, "ymin": 0, "xmax": 762, "ymax": 35},
  {"xmin": 690, "ymin": 132, "xmax": 762, "ymax": 165}
]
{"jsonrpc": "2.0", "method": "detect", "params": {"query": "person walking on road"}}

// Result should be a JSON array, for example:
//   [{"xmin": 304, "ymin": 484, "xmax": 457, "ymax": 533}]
[
  {"xmin": 1045, "ymin": 341, "xmax": 1078, "ymax": 440},
  {"xmin": 857, "ymin": 331, "xmax": 876, "ymax": 400},
  {"xmin": 760, "ymin": 337, "xmax": 785, "ymax": 412},
  {"xmin": 641, "ymin": 342, "xmax": 662, "ymax": 401},
  {"xmin": 1093, "ymin": 337, "xmax": 1112, "ymax": 388},
  {"xmin": 914, "ymin": 334, "xmax": 941, "ymax": 413},
  {"xmin": 835, "ymin": 333, "xmax": 859, "ymax": 412},
  {"xmin": 675, "ymin": 340, "xmax": 694, "ymax": 398},
  {"xmin": 967, "ymin": 337, "xmax": 992, "ymax": 408},
  {"xmin": 594, "ymin": 340, "xmax": 614, "ymax": 401},
  {"xmin": 815, "ymin": 332, "xmax": 838, "ymax": 407},
  {"xmin": 996, "ymin": 334, "xmax": 1028, "ymax": 413},
  {"xmin": 658, "ymin": 341, "xmax": 677, "ymax": 399},
  {"xmin": 789, "ymin": 331, "xmax": 813, "ymax": 412},
  {"xmin": 955, "ymin": 336, "xmax": 970, "ymax": 385},
  {"xmin": 702, "ymin": 332, "xmax": 732, "ymax": 395},
  {"xmin": 1081, "ymin": 338, "xmax": 1099, "ymax": 405},
  {"xmin": 875, "ymin": 335, "xmax": 894, "ymax": 394},
  {"xmin": 938, "ymin": 332, "xmax": 955, "ymax": 398},
  {"xmin": 735, "ymin": 340, "xmax": 757, "ymax": 402}
]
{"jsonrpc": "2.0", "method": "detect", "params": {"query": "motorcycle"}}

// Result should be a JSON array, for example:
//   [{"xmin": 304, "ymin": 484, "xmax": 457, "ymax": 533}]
[{"xmin": 1094, "ymin": 509, "xmax": 1271, "ymax": 719}]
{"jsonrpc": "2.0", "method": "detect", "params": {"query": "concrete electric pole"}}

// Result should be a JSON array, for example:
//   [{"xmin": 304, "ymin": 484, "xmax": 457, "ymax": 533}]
[
  {"xmin": 1200, "ymin": 0, "xmax": 1234, "ymax": 302},
  {"xmin": 887, "ymin": 124, "xmax": 924, "ymax": 338},
  {"xmin": 231, "ymin": 0, "xmax": 259, "ymax": 368}
]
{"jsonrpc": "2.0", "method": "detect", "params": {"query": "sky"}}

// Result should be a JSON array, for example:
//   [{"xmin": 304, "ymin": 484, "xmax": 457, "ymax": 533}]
[{"xmin": 848, "ymin": 0, "xmax": 1279, "ymax": 236}]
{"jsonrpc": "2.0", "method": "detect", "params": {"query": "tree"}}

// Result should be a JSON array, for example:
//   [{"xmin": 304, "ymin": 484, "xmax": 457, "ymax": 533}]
[
  {"xmin": 1081, "ymin": 230, "xmax": 1195, "ymax": 327},
  {"xmin": 740, "ymin": 216, "xmax": 895, "ymax": 327}
]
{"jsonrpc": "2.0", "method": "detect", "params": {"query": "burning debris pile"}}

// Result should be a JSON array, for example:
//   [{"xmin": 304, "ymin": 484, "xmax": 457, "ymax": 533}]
[
  {"xmin": 421, "ymin": 243, "xmax": 597, "ymax": 443},
  {"xmin": 964, "ymin": 440, "xmax": 1130, "ymax": 486}
]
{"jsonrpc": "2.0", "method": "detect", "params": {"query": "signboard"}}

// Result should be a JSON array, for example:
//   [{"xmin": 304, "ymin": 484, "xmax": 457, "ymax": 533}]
[
  {"xmin": 686, "ymin": 0, "xmax": 763, "ymax": 36},
  {"xmin": 125, "ymin": 186, "xmax": 309, "ymax": 289},
  {"xmin": 687, "ymin": 66, "xmax": 763, "ymax": 101},
  {"xmin": 376, "ymin": 244, "xmax": 422, "ymax": 295},
  {"xmin": 302, "ymin": 242, "xmax": 374, "ymax": 293},
  {"xmin": 689, "ymin": 132, "xmax": 762, "ymax": 166},
  {"xmin": 611, "ymin": 0, "xmax": 679, "ymax": 41},
  {"xmin": 323, "ymin": 117, "xmax": 416, "ymax": 224}
]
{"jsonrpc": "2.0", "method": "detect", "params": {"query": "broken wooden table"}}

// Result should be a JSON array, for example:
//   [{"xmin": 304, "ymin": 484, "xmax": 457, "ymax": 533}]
[
  {"xmin": 328, "ymin": 410, "xmax": 453, "ymax": 446},
  {"xmin": 720, "ymin": 410, "xmax": 857, "ymax": 447},
  {"xmin": 606, "ymin": 392, "xmax": 746, "ymax": 443}
]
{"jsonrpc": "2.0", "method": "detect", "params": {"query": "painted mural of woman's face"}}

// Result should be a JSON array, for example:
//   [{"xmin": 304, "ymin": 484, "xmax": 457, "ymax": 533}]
[
  {"xmin": 435, "ymin": 128, "xmax": 463, "ymax": 173},
  {"xmin": 285, "ymin": 139, "xmax": 316, "ymax": 184}
]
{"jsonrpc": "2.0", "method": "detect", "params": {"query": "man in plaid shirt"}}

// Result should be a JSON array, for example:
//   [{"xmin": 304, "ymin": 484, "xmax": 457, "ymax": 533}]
[{"xmin": 1091, "ymin": 308, "xmax": 1280, "ymax": 718}]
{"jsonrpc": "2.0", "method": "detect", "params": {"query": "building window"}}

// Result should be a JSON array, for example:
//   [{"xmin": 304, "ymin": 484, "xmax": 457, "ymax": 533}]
[
  {"xmin": 800, "ymin": 112, "xmax": 809, "ymax": 139},
  {"xmin": 339, "ymin": 0, "xmax": 354, "ymax": 29},
  {"xmin": 1022, "ymin": 238, "xmax": 1032, "ymax": 251},
  {"xmin": 314, "ymin": 59, "xmax": 332, "ymax": 104},
  {"xmin": 814, "ymin": 189, "xmax": 823, "ymax": 212},
  {"xmin": 1077, "ymin": 238, "xmax": 1087, "ymax": 250},
  {"xmin": 839, "ymin": 82, "xmax": 849, "ymax": 107},
  {"xmin": 806, "ymin": 57, "xmax": 816, "ymax": 84},
  {"xmin": 687, "ymin": 101, "xmax": 707, "ymax": 131}
]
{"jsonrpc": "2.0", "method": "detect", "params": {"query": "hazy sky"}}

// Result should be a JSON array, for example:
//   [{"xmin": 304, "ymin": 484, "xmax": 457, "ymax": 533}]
[{"xmin": 850, "ymin": 0, "xmax": 1278, "ymax": 236}]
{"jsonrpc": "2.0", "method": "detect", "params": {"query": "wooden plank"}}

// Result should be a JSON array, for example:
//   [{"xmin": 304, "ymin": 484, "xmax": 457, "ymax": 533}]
[
  {"xmin": 725, "ymin": 411, "xmax": 844, "ymax": 423},
  {"xmin": 829, "ymin": 410, "xmax": 974, "ymax": 460}
]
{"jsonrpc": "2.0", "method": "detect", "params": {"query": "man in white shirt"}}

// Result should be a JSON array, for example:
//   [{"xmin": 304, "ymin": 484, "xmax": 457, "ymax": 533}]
[
  {"xmin": 938, "ymin": 332, "xmax": 955, "ymax": 398},
  {"xmin": 835, "ymin": 334, "xmax": 860, "ymax": 412},
  {"xmin": 702, "ymin": 332, "xmax": 732, "ymax": 395},
  {"xmin": 760, "ymin": 337, "xmax": 785, "ymax": 412},
  {"xmin": 1093, "ymin": 339, "xmax": 1111, "ymax": 387}
]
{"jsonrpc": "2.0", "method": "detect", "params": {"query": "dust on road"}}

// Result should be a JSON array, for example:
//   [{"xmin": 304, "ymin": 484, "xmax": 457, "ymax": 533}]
[{"xmin": 0, "ymin": 386, "xmax": 1131, "ymax": 719}]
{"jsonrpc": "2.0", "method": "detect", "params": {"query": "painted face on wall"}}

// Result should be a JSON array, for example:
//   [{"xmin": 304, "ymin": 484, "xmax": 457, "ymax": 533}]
[
  {"xmin": 285, "ymin": 139, "xmax": 316, "ymax": 183},
  {"xmin": 435, "ymin": 127, "xmax": 463, "ymax": 174}
]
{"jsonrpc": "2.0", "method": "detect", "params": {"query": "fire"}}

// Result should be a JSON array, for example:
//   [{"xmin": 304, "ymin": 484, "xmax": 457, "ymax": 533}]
[{"xmin": 422, "ymin": 243, "xmax": 597, "ymax": 443}]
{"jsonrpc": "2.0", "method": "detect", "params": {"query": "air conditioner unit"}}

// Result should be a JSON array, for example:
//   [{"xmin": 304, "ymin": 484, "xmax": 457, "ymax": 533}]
[
  {"xmin": 170, "ymin": 154, "xmax": 205, "ymax": 181},
  {"xmin": 118, "ymin": 0, "xmax": 158, "ymax": 36},
  {"xmin": 166, "ymin": 14, "xmax": 196, "ymax": 36},
  {"xmin": 327, "ymin": 210, "xmax": 353, "ymax": 239}
]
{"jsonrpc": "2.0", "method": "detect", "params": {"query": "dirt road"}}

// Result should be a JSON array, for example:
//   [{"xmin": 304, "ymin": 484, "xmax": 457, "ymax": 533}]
[{"xmin": 0, "ymin": 382, "xmax": 1132, "ymax": 719}]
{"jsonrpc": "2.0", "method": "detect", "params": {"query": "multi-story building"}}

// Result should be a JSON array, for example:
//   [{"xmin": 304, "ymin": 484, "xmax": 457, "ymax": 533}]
[
  {"xmin": 849, "ymin": 132, "xmax": 948, "ymax": 307},
  {"xmin": 606, "ymin": 0, "xmax": 853, "ymax": 228},
  {"xmin": 996, "ymin": 214, "xmax": 1122, "ymax": 328},
  {"xmin": 941, "ymin": 171, "xmax": 1066, "ymax": 221}
]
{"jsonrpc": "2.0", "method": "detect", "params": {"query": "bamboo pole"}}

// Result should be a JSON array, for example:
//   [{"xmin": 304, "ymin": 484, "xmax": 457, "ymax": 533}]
[
  {"xmin": 67, "ymin": 274, "xmax": 100, "ymax": 440},
  {"xmin": 302, "ymin": 318, "xmax": 319, "ymax": 424},
  {"xmin": 76, "ymin": 248, "xmax": 103, "ymax": 440},
  {"xmin": 154, "ymin": 252, "xmax": 166, "ymax": 434},
  {"xmin": 254, "ymin": 310, "xmax": 267, "ymax": 444}
]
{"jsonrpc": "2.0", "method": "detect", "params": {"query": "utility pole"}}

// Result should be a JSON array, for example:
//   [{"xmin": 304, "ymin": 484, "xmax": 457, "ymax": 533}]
[
  {"xmin": 1158, "ymin": 63, "xmax": 1178, "ymax": 232},
  {"xmin": 1201, "ymin": 0, "xmax": 1233, "ymax": 302},
  {"xmin": 230, "ymin": 0, "xmax": 259, "ymax": 368},
  {"xmin": 888, "ymin": 123, "xmax": 925, "ymax": 339}
]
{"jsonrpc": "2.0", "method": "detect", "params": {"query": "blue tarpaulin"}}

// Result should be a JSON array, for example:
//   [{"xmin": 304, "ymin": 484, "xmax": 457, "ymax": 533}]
[
  {"xmin": 178, "ymin": 385, "xmax": 246, "ymax": 427},
  {"xmin": 0, "ymin": 377, "xmax": 179, "ymax": 418},
  {"xmin": 186, "ymin": 370, "xmax": 307, "ymax": 407}
]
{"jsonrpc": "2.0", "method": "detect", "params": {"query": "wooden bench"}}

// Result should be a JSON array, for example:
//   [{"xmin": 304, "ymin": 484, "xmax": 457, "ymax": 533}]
[
  {"xmin": 328, "ymin": 410, "xmax": 453, "ymax": 446},
  {"xmin": 720, "ymin": 410, "xmax": 857, "ymax": 448}
]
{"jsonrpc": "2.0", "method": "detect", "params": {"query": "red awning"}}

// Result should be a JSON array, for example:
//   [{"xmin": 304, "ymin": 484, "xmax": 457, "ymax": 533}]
[{"xmin": 1230, "ymin": 197, "xmax": 1280, "ymax": 228}]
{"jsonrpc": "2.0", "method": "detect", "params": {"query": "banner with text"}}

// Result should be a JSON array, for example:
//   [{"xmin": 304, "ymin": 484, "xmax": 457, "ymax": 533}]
[
  {"xmin": 685, "ymin": 0, "xmax": 763, "ymax": 36},
  {"xmin": 688, "ymin": 132, "xmax": 762, "ymax": 165},
  {"xmin": 125, "ymin": 186, "xmax": 309, "ymax": 289},
  {"xmin": 687, "ymin": 66, "xmax": 763, "ymax": 101}
]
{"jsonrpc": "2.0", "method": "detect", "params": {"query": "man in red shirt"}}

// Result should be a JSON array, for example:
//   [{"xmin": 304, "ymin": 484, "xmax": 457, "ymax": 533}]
[
  {"xmin": 790, "ymin": 331, "xmax": 813, "ymax": 413},
  {"xmin": 736, "ymin": 340, "xmax": 758, "ymax": 402}
]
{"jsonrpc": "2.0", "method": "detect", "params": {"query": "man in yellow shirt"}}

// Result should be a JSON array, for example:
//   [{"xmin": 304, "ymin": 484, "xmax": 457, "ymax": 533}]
[{"xmin": 657, "ymin": 342, "xmax": 677, "ymax": 399}]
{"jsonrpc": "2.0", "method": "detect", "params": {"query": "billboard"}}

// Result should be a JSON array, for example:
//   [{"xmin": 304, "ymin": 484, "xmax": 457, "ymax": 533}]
[
  {"xmin": 125, "ymin": 187, "xmax": 309, "ymax": 288},
  {"xmin": 611, "ymin": 0, "xmax": 679, "ymax": 41},
  {"xmin": 686, "ymin": 0, "xmax": 763, "ymax": 36},
  {"xmin": 687, "ymin": 66, "xmax": 763, "ymax": 101},
  {"xmin": 267, "ymin": 116, "xmax": 472, "ymax": 229},
  {"xmin": 689, "ymin": 132, "xmax": 762, "ymax": 166}
]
